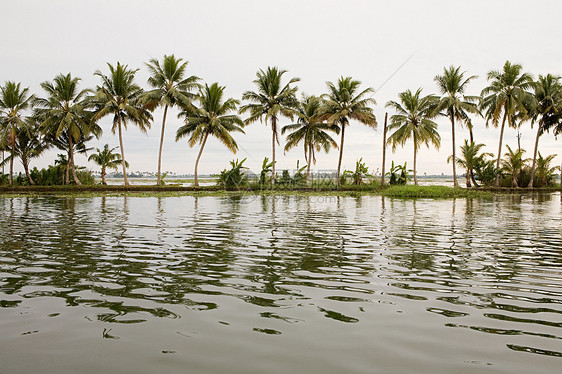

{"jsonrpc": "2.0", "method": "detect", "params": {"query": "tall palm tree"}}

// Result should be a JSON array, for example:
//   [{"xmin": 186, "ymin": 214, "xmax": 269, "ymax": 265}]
[
  {"xmin": 526, "ymin": 74, "xmax": 562, "ymax": 187},
  {"xmin": 322, "ymin": 76, "xmax": 377, "ymax": 185},
  {"xmin": 502, "ymin": 145, "xmax": 529, "ymax": 187},
  {"xmin": 0, "ymin": 117, "xmax": 48, "ymax": 185},
  {"xmin": 35, "ymin": 73, "xmax": 101, "ymax": 185},
  {"xmin": 176, "ymin": 83, "xmax": 245, "ymax": 187},
  {"xmin": 386, "ymin": 88, "xmax": 441, "ymax": 185},
  {"xmin": 88, "ymin": 144, "xmax": 127, "ymax": 184},
  {"xmin": 281, "ymin": 95, "xmax": 339, "ymax": 180},
  {"xmin": 480, "ymin": 61, "xmax": 533, "ymax": 186},
  {"xmin": 447, "ymin": 140, "xmax": 491, "ymax": 188},
  {"xmin": 0, "ymin": 81, "xmax": 33, "ymax": 185},
  {"xmin": 240, "ymin": 66, "xmax": 299, "ymax": 183},
  {"xmin": 143, "ymin": 55, "xmax": 200, "ymax": 185},
  {"xmin": 92, "ymin": 62, "xmax": 152, "ymax": 186},
  {"xmin": 434, "ymin": 66, "xmax": 479, "ymax": 187}
]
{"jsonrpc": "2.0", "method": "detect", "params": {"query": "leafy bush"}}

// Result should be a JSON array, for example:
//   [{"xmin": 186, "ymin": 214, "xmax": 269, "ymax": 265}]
[
  {"xmin": 217, "ymin": 159, "xmax": 248, "ymax": 188},
  {"xmin": 386, "ymin": 161, "xmax": 411, "ymax": 185}
]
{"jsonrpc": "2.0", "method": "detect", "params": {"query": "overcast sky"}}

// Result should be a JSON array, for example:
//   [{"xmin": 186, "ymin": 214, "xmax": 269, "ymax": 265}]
[{"xmin": 3, "ymin": 0, "xmax": 562, "ymax": 176}]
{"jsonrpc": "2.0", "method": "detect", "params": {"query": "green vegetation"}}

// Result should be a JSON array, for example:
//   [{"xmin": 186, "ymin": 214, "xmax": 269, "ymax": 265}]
[{"xmin": 1, "ymin": 57, "xmax": 562, "ymax": 192}]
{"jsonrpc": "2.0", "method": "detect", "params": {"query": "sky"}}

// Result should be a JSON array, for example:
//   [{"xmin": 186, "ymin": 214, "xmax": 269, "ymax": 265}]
[{"xmin": 2, "ymin": 0, "xmax": 562, "ymax": 177}]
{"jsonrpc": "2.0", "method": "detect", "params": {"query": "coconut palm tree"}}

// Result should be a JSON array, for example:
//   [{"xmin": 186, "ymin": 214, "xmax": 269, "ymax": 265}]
[
  {"xmin": 447, "ymin": 140, "xmax": 491, "ymax": 187},
  {"xmin": 534, "ymin": 152, "xmax": 560, "ymax": 187},
  {"xmin": 240, "ymin": 66, "xmax": 299, "ymax": 183},
  {"xmin": 0, "ymin": 81, "xmax": 33, "ymax": 185},
  {"xmin": 480, "ymin": 61, "xmax": 533, "ymax": 186},
  {"xmin": 322, "ymin": 76, "xmax": 377, "ymax": 185},
  {"xmin": 88, "ymin": 144, "xmax": 127, "ymax": 184},
  {"xmin": 142, "ymin": 55, "xmax": 200, "ymax": 185},
  {"xmin": 0, "ymin": 117, "xmax": 48, "ymax": 184},
  {"xmin": 502, "ymin": 145, "xmax": 529, "ymax": 187},
  {"xmin": 526, "ymin": 74, "xmax": 562, "ymax": 187},
  {"xmin": 45, "ymin": 131, "xmax": 96, "ymax": 184},
  {"xmin": 281, "ymin": 95, "xmax": 339, "ymax": 180},
  {"xmin": 35, "ymin": 73, "xmax": 101, "ymax": 185},
  {"xmin": 434, "ymin": 66, "xmax": 479, "ymax": 187},
  {"xmin": 92, "ymin": 62, "xmax": 152, "ymax": 186},
  {"xmin": 386, "ymin": 88, "xmax": 440, "ymax": 185},
  {"xmin": 176, "ymin": 83, "xmax": 245, "ymax": 187}
]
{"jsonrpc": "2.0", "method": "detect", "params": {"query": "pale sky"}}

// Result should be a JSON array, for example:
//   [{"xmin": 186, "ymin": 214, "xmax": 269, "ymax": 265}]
[{"xmin": 3, "ymin": 0, "xmax": 562, "ymax": 176}]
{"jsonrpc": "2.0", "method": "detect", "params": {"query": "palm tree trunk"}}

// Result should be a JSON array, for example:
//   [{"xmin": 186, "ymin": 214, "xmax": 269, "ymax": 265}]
[
  {"xmin": 465, "ymin": 168, "xmax": 471, "ymax": 187},
  {"xmin": 271, "ymin": 117, "xmax": 277, "ymax": 184},
  {"xmin": 471, "ymin": 171, "xmax": 479, "ymax": 188},
  {"xmin": 451, "ymin": 114, "xmax": 458, "ymax": 187},
  {"xmin": 117, "ymin": 116, "xmax": 130, "ymax": 186},
  {"xmin": 157, "ymin": 104, "xmax": 169, "ymax": 186},
  {"xmin": 68, "ymin": 135, "xmax": 82, "ymax": 185},
  {"xmin": 413, "ymin": 141, "xmax": 418, "ymax": 186},
  {"xmin": 101, "ymin": 166, "xmax": 106, "ymax": 185},
  {"xmin": 23, "ymin": 158, "xmax": 35, "ymax": 185},
  {"xmin": 381, "ymin": 112, "xmax": 388, "ymax": 186},
  {"xmin": 527, "ymin": 122, "xmax": 542, "ymax": 188},
  {"xmin": 65, "ymin": 151, "xmax": 70, "ymax": 185},
  {"xmin": 336, "ymin": 121, "xmax": 346, "ymax": 186},
  {"xmin": 495, "ymin": 112, "xmax": 508, "ymax": 187},
  {"xmin": 9, "ymin": 126, "xmax": 15, "ymax": 186},
  {"xmin": 194, "ymin": 133, "xmax": 209, "ymax": 187},
  {"xmin": 306, "ymin": 142, "xmax": 312, "ymax": 181}
]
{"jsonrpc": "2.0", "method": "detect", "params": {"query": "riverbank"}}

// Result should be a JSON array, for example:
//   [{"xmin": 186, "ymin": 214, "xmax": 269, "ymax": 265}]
[{"xmin": 0, "ymin": 184, "xmax": 559, "ymax": 199}]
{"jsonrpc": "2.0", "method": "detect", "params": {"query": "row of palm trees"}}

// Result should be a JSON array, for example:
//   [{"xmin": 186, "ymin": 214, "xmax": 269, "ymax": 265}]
[{"xmin": 1, "ymin": 57, "xmax": 561, "ymax": 188}]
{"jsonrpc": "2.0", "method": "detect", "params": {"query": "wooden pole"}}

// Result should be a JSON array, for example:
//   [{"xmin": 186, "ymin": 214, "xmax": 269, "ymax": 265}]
[{"xmin": 381, "ymin": 112, "xmax": 388, "ymax": 185}]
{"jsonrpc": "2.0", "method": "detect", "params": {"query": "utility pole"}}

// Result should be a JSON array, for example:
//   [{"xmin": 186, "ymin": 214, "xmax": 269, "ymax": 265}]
[
  {"xmin": 381, "ymin": 112, "xmax": 388, "ymax": 186},
  {"xmin": 517, "ymin": 131, "xmax": 522, "ymax": 151}
]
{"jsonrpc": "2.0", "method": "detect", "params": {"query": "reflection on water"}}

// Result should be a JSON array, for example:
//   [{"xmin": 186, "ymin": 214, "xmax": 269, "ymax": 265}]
[{"xmin": 0, "ymin": 193, "xmax": 561, "ymax": 374}]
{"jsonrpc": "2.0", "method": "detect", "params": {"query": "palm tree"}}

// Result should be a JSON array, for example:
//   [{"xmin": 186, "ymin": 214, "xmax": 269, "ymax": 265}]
[
  {"xmin": 88, "ymin": 144, "xmax": 127, "ymax": 184},
  {"xmin": 35, "ymin": 73, "xmax": 101, "ymax": 185},
  {"xmin": 281, "ymin": 95, "xmax": 339, "ymax": 180},
  {"xmin": 0, "ymin": 81, "xmax": 33, "ymax": 185},
  {"xmin": 240, "ymin": 66, "xmax": 299, "ymax": 183},
  {"xmin": 0, "ymin": 117, "xmax": 48, "ymax": 184},
  {"xmin": 447, "ymin": 140, "xmax": 491, "ymax": 187},
  {"xmin": 480, "ymin": 61, "xmax": 533, "ymax": 186},
  {"xmin": 46, "ymin": 131, "xmax": 96, "ymax": 184},
  {"xmin": 386, "ymin": 88, "xmax": 440, "ymax": 185},
  {"xmin": 322, "ymin": 76, "xmax": 377, "ymax": 185},
  {"xmin": 434, "ymin": 66, "xmax": 479, "ymax": 187},
  {"xmin": 143, "ymin": 55, "xmax": 200, "ymax": 185},
  {"xmin": 92, "ymin": 62, "xmax": 152, "ymax": 186},
  {"xmin": 176, "ymin": 83, "xmax": 245, "ymax": 187},
  {"xmin": 526, "ymin": 74, "xmax": 562, "ymax": 187},
  {"xmin": 502, "ymin": 145, "xmax": 529, "ymax": 187},
  {"xmin": 534, "ymin": 152, "xmax": 560, "ymax": 187}
]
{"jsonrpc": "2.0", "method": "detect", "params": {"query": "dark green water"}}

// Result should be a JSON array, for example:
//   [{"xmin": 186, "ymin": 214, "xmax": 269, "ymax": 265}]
[{"xmin": 0, "ymin": 194, "xmax": 561, "ymax": 373}]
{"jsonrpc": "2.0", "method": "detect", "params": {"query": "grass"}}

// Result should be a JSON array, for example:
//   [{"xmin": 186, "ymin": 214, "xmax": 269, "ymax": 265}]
[{"xmin": 0, "ymin": 183, "xmax": 516, "ymax": 199}]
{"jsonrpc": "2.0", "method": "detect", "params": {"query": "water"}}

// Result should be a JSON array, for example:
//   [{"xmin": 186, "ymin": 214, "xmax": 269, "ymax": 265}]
[{"xmin": 0, "ymin": 194, "xmax": 561, "ymax": 373}]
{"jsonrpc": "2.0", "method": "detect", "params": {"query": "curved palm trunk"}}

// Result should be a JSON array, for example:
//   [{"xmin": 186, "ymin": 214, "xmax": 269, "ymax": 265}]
[
  {"xmin": 527, "ymin": 121, "xmax": 542, "ymax": 188},
  {"xmin": 193, "ymin": 133, "xmax": 209, "ymax": 187},
  {"xmin": 68, "ymin": 135, "xmax": 82, "ymax": 185},
  {"xmin": 336, "ymin": 121, "xmax": 346, "ymax": 186},
  {"xmin": 117, "ymin": 117, "xmax": 130, "ymax": 186},
  {"xmin": 471, "ymin": 171, "xmax": 479, "ymax": 188},
  {"xmin": 451, "ymin": 114, "xmax": 458, "ymax": 187},
  {"xmin": 23, "ymin": 157, "xmax": 35, "ymax": 185},
  {"xmin": 157, "ymin": 104, "xmax": 169, "ymax": 186},
  {"xmin": 465, "ymin": 167, "xmax": 471, "ymax": 187},
  {"xmin": 271, "ymin": 117, "xmax": 277, "ymax": 184},
  {"xmin": 381, "ymin": 113, "xmax": 388, "ymax": 186},
  {"xmin": 494, "ymin": 112, "xmax": 508, "ymax": 187},
  {"xmin": 65, "ymin": 151, "xmax": 70, "ymax": 184}
]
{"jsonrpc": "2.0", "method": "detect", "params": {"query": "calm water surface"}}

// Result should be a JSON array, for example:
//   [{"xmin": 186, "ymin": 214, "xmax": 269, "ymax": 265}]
[{"xmin": 0, "ymin": 194, "xmax": 561, "ymax": 373}]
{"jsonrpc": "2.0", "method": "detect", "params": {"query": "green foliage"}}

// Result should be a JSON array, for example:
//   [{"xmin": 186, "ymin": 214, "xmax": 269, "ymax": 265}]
[
  {"xmin": 217, "ymin": 158, "xmax": 248, "ymax": 188},
  {"xmin": 28, "ymin": 164, "xmax": 95, "ymax": 186},
  {"xmin": 342, "ymin": 158, "xmax": 372, "ymax": 185},
  {"xmin": 473, "ymin": 157, "xmax": 497, "ymax": 186},
  {"xmin": 382, "ymin": 185, "xmax": 492, "ymax": 198},
  {"xmin": 533, "ymin": 153, "xmax": 559, "ymax": 187},
  {"xmin": 386, "ymin": 161, "xmax": 411, "ymax": 185},
  {"xmin": 259, "ymin": 157, "xmax": 273, "ymax": 185}
]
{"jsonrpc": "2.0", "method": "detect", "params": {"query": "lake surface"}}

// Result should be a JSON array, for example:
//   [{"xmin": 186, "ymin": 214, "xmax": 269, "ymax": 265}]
[{"xmin": 1, "ymin": 193, "xmax": 561, "ymax": 373}]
